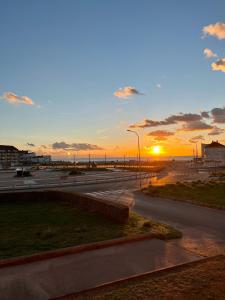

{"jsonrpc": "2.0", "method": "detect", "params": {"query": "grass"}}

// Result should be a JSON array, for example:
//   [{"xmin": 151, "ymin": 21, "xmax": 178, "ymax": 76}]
[
  {"xmin": 69, "ymin": 256, "xmax": 225, "ymax": 300},
  {"xmin": 144, "ymin": 180, "xmax": 225, "ymax": 209},
  {"xmin": 0, "ymin": 200, "xmax": 181, "ymax": 259}
]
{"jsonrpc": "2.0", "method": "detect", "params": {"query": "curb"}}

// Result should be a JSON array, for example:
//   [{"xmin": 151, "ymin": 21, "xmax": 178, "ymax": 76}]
[
  {"xmin": 141, "ymin": 190, "xmax": 225, "ymax": 211},
  {"xmin": 0, "ymin": 233, "xmax": 153, "ymax": 269},
  {"xmin": 53, "ymin": 255, "xmax": 225, "ymax": 300}
]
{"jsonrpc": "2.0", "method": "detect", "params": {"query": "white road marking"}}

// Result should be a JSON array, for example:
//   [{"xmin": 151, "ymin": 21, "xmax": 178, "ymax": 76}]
[
  {"xmin": 24, "ymin": 179, "xmax": 36, "ymax": 185},
  {"xmin": 85, "ymin": 189, "xmax": 135, "ymax": 207}
]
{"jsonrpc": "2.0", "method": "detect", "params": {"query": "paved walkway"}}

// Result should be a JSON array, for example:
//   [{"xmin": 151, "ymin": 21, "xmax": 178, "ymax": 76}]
[{"xmin": 0, "ymin": 239, "xmax": 201, "ymax": 300}]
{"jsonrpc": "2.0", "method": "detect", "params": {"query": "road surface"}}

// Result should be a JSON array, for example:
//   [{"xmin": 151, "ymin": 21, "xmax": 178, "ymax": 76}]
[{"xmin": 59, "ymin": 181, "xmax": 225, "ymax": 257}]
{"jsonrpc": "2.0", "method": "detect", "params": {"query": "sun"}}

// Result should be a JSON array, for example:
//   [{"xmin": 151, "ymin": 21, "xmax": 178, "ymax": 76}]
[{"xmin": 152, "ymin": 145, "xmax": 161, "ymax": 155}]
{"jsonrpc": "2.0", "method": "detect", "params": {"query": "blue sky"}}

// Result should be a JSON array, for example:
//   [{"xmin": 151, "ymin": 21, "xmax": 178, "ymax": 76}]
[{"xmin": 0, "ymin": 0, "xmax": 225, "ymax": 158}]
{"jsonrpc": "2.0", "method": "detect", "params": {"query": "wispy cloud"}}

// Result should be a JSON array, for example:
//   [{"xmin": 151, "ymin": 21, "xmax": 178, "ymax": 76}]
[
  {"xmin": 208, "ymin": 126, "xmax": 225, "ymax": 136},
  {"xmin": 181, "ymin": 120, "xmax": 213, "ymax": 131},
  {"xmin": 96, "ymin": 128, "xmax": 109, "ymax": 135},
  {"xmin": 2, "ymin": 92, "xmax": 34, "ymax": 105},
  {"xmin": 52, "ymin": 141, "xmax": 103, "ymax": 151},
  {"xmin": 147, "ymin": 130, "xmax": 174, "ymax": 141},
  {"xmin": 203, "ymin": 48, "xmax": 218, "ymax": 58},
  {"xmin": 203, "ymin": 22, "xmax": 225, "ymax": 40},
  {"xmin": 27, "ymin": 143, "xmax": 35, "ymax": 147},
  {"xmin": 211, "ymin": 107, "xmax": 225, "ymax": 123},
  {"xmin": 189, "ymin": 135, "xmax": 205, "ymax": 143},
  {"xmin": 201, "ymin": 111, "xmax": 210, "ymax": 118},
  {"xmin": 130, "ymin": 106, "xmax": 225, "ymax": 132},
  {"xmin": 113, "ymin": 86, "xmax": 143, "ymax": 99},
  {"xmin": 130, "ymin": 113, "xmax": 202, "ymax": 128},
  {"xmin": 211, "ymin": 58, "xmax": 225, "ymax": 73}
]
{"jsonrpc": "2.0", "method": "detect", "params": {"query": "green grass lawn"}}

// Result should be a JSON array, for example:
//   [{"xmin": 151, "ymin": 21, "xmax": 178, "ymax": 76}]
[
  {"xmin": 144, "ymin": 181, "xmax": 225, "ymax": 209},
  {"xmin": 0, "ymin": 200, "xmax": 181, "ymax": 259},
  {"xmin": 70, "ymin": 256, "xmax": 225, "ymax": 300}
]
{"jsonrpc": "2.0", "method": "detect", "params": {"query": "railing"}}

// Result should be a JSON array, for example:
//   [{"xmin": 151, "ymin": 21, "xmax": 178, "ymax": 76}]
[{"xmin": 0, "ymin": 172, "xmax": 156, "ymax": 192}]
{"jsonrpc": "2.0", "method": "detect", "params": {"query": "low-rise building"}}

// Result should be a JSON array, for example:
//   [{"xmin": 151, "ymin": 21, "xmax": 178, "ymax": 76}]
[
  {"xmin": 0, "ymin": 145, "xmax": 20, "ymax": 169},
  {"xmin": 0, "ymin": 145, "xmax": 51, "ymax": 169},
  {"xmin": 201, "ymin": 141, "xmax": 225, "ymax": 163}
]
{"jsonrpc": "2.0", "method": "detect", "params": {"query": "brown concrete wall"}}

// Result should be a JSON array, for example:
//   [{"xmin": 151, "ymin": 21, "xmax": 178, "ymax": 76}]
[{"xmin": 0, "ymin": 190, "xmax": 129, "ymax": 223}]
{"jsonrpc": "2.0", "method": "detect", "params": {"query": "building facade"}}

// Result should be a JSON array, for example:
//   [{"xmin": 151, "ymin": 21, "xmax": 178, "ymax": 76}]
[
  {"xmin": 0, "ymin": 145, "xmax": 51, "ymax": 169},
  {"xmin": 0, "ymin": 145, "xmax": 20, "ymax": 169},
  {"xmin": 201, "ymin": 141, "xmax": 225, "ymax": 163}
]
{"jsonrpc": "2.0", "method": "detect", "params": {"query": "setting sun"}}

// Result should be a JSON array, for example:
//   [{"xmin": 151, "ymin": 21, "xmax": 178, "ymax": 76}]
[{"xmin": 152, "ymin": 145, "xmax": 162, "ymax": 155}]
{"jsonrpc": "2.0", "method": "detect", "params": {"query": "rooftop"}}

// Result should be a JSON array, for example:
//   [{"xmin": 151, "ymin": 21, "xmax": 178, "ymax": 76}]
[
  {"xmin": 205, "ymin": 141, "xmax": 225, "ymax": 149},
  {"xmin": 0, "ymin": 145, "xmax": 19, "ymax": 151}
]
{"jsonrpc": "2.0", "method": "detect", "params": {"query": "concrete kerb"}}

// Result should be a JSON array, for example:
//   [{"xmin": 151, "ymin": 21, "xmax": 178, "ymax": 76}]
[
  {"xmin": 53, "ymin": 255, "xmax": 225, "ymax": 300},
  {"xmin": 0, "ymin": 233, "xmax": 153, "ymax": 270}
]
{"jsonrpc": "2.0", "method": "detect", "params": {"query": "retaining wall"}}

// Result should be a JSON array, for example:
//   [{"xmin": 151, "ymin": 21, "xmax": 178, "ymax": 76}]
[{"xmin": 0, "ymin": 190, "xmax": 129, "ymax": 223}]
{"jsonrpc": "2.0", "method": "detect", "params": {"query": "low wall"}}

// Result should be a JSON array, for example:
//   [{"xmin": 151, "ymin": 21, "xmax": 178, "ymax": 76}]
[{"xmin": 0, "ymin": 190, "xmax": 129, "ymax": 224}]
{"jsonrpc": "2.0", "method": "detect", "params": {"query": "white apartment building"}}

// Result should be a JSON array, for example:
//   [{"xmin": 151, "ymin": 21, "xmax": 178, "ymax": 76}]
[
  {"xmin": 0, "ymin": 145, "xmax": 51, "ymax": 169},
  {"xmin": 201, "ymin": 141, "xmax": 225, "ymax": 163}
]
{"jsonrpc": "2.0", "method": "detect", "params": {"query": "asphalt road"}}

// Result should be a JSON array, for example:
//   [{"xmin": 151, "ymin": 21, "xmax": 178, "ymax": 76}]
[
  {"xmin": 0, "ymin": 170, "xmax": 151, "ymax": 190},
  {"xmin": 60, "ymin": 181, "xmax": 225, "ymax": 257}
]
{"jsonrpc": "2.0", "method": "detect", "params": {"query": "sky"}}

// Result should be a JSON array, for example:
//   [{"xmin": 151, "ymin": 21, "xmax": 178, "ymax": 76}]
[{"xmin": 0, "ymin": 0, "xmax": 225, "ymax": 159}]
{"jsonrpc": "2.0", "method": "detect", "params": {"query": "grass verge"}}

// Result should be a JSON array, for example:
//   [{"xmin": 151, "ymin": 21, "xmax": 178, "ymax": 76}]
[
  {"xmin": 0, "ymin": 200, "xmax": 181, "ymax": 259},
  {"xmin": 143, "ymin": 180, "xmax": 225, "ymax": 209},
  {"xmin": 65, "ymin": 256, "xmax": 225, "ymax": 300}
]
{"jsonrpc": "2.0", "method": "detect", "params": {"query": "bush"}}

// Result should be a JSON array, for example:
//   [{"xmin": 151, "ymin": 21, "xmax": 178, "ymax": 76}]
[
  {"xmin": 69, "ymin": 169, "xmax": 82, "ymax": 176},
  {"xmin": 143, "ymin": 221, "xmax": 152, "ymax": 228}
]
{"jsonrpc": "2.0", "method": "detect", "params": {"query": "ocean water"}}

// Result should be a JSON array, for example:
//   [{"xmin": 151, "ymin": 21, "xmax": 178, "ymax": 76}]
[{"xmin": 55, "ymin": 156, "xmax": 193, "ymax": 163}]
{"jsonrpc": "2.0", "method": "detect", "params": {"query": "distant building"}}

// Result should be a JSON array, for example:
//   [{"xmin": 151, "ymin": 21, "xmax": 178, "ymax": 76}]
[
  {"xmin": 0, "ymin": 145, "xmax": 20, "ymax": 169},
  {"xmin": 201, "ymin": 141, "xmax": 225, "ymax": 163},
  {"xmin": 30, "ymin": 155, "xmax": 51, "ymax": 164},
  {"xmin": 20, "ymin": 150, "xmax": 37, "ymax": 165},
  {"xmin": 0, "ymin": 145, "xmax": 51, "ymax": 169}
]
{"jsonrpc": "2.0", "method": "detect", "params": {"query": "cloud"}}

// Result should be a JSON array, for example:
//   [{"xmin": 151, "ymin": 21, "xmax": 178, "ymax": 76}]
[
  {"xmin": 156, "ymin": 84, "xmax": 161, "ymax": 89},
  {"xmin": 211, "ymin": 107, "xmax": 225, "ymax": 123},
  {"xmin": 2, "ymin": 92, "xmax": 34, "ymax": 105},
  {"xmin": 52, "ymin": 142, "xmax": 69, "ymax": 149},
  {"xmin": 201, "ymin": 111, "xmax": 210, "ymax": 118},
  {"xmin": 189, "ymin": 135, "xmax": 205, "ymax": 143},
  {"xmin": 130, "ymin": 113, "xmax": 202, "ymax": 128},
  {"xmin": 113, "ymin": 86, "xmax": 143, "ymax": 99},
  {"xmin": 211, "ymin": 58, "xmax": 225, "ymax": 73},
  {"xmin": 208, "ymin": 126, "xmax": 225, "ymax": 136},
  {"xmin": 27, "ymin": 143, "xmax": 35, "ymax": 147},
  {"xmin": 147, "ymin": 130, "xmax": 174, "ymax": 141},
  {"xmin": 96, "ymin": 128, "xmax": 109, "ymax": 135},
  {"xmin": 203, "ymin": 22, "xmax": 225, "ymax": 40},
  {"xmin": 181, "ymin": 120, "xmax": 213, "ymax": 131},
  {"xmin": 22, "ymin": 96, "xmax": 34, "ymax": 105},
  {"xmin": 52, "ymin": 141, "xmax": 103, "ymax": 151},
  {"xmin": 130, "ymin": 119, "xmax": 164, "ymax": 128},
  {"xmin": 130, "ymin": 107, "xmax": 225, "ymax": 135},
  {"xmin": 203, "ymin": 48, "xmax": 218, "ymax": 58},
  {"xmin": 147, "ymin": 130, "xmax": 174, "ymax": 137}
]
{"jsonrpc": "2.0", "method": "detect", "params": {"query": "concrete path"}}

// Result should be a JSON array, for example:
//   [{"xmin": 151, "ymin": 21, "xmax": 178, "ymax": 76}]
[{"xmin": 0, "ymin": 239, "xmax": 201, "ymax": 300}]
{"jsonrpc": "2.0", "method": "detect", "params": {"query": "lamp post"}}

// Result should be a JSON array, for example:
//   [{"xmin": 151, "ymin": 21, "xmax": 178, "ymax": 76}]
[{"xmin": 127, "ymin": 129, "xmax": 141, "ymax": 188}]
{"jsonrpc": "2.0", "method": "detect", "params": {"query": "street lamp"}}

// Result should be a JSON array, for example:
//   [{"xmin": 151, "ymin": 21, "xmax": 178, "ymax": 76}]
[{"xmin": 126, "ymin": 129, "xmax": 141, "ymax": 188}]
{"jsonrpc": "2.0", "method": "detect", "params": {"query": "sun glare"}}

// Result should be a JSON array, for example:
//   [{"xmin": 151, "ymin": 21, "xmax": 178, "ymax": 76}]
[{"xmin": 152, "ymin": 145, "xmax": 161, "ymax": 155}]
